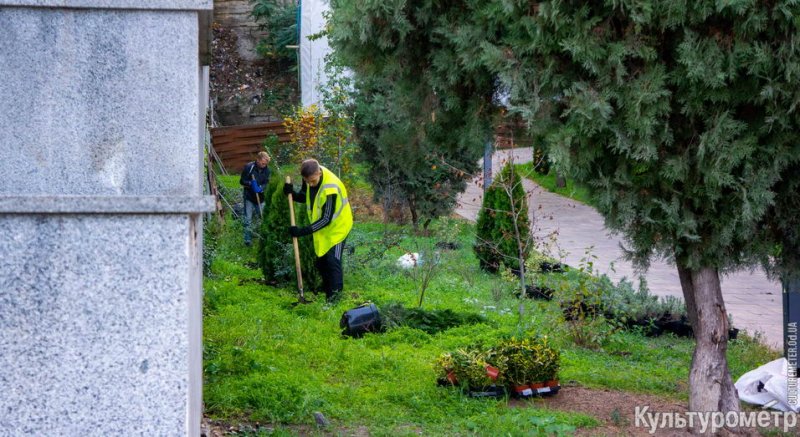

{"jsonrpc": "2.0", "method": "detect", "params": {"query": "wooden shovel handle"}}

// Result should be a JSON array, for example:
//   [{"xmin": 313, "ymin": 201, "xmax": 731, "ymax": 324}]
[
  {"xmin": 252, "ymin": 175, "xmax": 262, "ymax": 218},
  {"xmin": 286, "ymin": 176, "xmax": 304, "ymax": 293}
]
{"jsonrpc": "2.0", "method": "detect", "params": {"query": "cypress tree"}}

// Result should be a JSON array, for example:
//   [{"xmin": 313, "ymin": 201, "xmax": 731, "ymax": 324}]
[
  {"xmin": 258, "ymin": 175, "xmax": 321, "ymax": 292},
  {"xmin": 328, "ymin": 0, "xmax": 496, "ymax": 229},
  {"xmin": 474, "ymin": 163, "xmax": 531, "ymax": 275},
  {"xmin": 484, "ymin": 1, "xmax": 800, "ymax": 415},
  {"xmin": 329, "ymin": 0, "xmax": 800, "ymax": 416},
  {"xmin": 353, "ymin": 76, "xmax": 489, "ymax": 229}
]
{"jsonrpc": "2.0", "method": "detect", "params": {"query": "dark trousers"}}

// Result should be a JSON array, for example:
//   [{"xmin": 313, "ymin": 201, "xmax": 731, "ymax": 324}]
[{"xmin": 316, "ymin": 241, "xmax": 344, "ymax": 299}]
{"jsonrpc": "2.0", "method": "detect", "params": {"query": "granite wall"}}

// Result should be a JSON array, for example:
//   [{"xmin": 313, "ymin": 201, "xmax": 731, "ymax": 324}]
[{"xmin": 0, "ymin": 1, "xmax": 214, "ymax": 435}]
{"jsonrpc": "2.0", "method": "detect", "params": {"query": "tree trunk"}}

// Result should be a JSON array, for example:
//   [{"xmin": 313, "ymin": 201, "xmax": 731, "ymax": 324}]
[
  {"xmin": 483, "ymin": 139, "xmax": 493, "ymax": 192},
  {"xmin": 382, "ymin": 192, "xmax": 391, "ymax": 229},
  {"xmin": 409, "ymin": 197, "xmax": 419, "ymax": 232},
  {"xmin": 677, "ymin": 266, "xmax": 699, "ymax": 331},
  {"xmin": 677, "ymin": 265, "xmax": 740, "ymax": 429}
]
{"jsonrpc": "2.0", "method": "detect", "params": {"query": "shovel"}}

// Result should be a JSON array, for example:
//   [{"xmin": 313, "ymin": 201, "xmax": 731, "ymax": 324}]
[{"xmin": 287, "ymin": 176, "xmax": 310, "ymax": 305}]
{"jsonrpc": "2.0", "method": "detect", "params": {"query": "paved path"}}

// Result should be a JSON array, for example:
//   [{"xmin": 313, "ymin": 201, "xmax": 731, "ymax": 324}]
[{"xmin": 456, "ymin": 148, "xmax": 783, "ymax": 349}]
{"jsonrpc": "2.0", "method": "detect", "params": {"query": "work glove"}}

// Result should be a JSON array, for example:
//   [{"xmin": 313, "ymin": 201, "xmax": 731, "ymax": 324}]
[
  {"xmin": 283, "ymin": 182, "xmax": 294, "ymax": 196},
  {"xmin": 289, "ymin": 226, "xmax": 311, "ymax": 238},
  {"xmin": 250, "ymin": 179, "xmax": 263, "ymax": 194}
]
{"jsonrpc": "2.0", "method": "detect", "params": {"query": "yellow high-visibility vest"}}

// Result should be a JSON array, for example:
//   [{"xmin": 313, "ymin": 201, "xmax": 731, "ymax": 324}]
[{"xmin": 306, "ymin": 166, "xmax": 353, "ymax": 256}]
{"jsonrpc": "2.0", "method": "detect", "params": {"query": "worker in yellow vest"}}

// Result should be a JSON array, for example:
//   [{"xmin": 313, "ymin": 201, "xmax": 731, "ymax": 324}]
[{"xmin": 284, "ymin": 159, "xmax": 353, "ymax": 303}]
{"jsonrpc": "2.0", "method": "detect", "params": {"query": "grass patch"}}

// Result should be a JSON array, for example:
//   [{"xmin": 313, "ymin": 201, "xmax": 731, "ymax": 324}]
[
  {"xmin": 203, "ymin": 194, "xmax": 777, "ymax": 434},
  {"xmin": 515, "ymin": 163, "xmax": 596, "ymax": 208}
]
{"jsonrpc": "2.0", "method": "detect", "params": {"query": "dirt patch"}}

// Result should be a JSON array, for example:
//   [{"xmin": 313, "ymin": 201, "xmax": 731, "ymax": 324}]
[
  {"xmin": 202, "ymin": 416, "xmax": 369, "ymax": 437},
  {"xmin": 349, "ymin": 188, "xmax": 385, "ymax": 222},
  {"xmin": 210, "ymin": 22, "xmax": 298, "ymax": 125},
  {"xmin": 204, "ymin": 386, "xmax": 783, "ymax": 436},
  {"xmin": 516, "ymin": 385, "xmax": 784, "ymax": 436},
  {"xmin": 513, "ymin": 385, "xmax": 690, "ymax": 436}
]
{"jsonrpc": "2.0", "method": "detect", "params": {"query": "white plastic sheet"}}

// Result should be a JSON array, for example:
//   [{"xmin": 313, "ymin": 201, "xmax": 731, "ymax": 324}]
[
  {"xmin": 397, "ymin": 253, "xmax": 422, "ymax": 269},
  {"xmin": 735, "ymin": 358, "xmax": 800, "ymax": 412},
  {"xmin": 299, "ymin": 0, "xmax": 331, "ymax": 108}
]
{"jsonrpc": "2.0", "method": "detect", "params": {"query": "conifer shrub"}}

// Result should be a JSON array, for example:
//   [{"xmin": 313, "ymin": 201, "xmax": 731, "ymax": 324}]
[
  {"xmin": 258, "ymin": 176, "xmax": 321, "ymax": 291},
  {"xmin": 474, "ymin": 163, "xmax": 530, "ymax": 273}
]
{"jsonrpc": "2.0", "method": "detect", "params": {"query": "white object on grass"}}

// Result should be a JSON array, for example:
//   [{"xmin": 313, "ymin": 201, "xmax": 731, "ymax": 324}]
[
  {"xmin": 396, "ymin": 252, "xmax": 422, "ymax": 269},
  {"xmin": 735, "ymin": 358, "xmax": 800, "ymax": 412}
]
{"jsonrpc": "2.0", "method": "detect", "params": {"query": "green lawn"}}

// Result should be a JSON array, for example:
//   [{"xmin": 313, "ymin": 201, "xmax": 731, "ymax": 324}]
[{"xmin": 202, "ymin": 203, "xmax": 777, "ymax": 435}]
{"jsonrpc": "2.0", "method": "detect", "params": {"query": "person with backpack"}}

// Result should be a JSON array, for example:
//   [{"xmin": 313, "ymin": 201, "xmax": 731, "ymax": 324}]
[{"xmin": 239, "ymin": 151, "xmax": 271, "ymax": 246}]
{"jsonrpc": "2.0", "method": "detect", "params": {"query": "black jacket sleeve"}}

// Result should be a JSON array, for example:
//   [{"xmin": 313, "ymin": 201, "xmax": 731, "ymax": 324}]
[
  {"xmin": 291, "ymin": 182, "xmax": 307, "ymax": 203},
  {"xmin": 240, "ymin": 162, "xmax": 254, "ymax": 188}
]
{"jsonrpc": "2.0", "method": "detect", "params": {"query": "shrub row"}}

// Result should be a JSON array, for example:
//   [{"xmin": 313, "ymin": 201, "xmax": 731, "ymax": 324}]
[{"xmin": 527, "ymin": 267, "xmax": 739, "ymax": 339}]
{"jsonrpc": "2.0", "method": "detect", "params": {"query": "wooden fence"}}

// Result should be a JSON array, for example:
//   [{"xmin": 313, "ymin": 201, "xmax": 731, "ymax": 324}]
[
  {"xmin": 495, "ymin": 121, "xmax": 533, "ymax": 149},
  {"xmin": 210, "ymin": 119, "xmax": 532, "ymax": 173},
  {"xmin": 210, "ymin": 121, "xmax": 291, "ymax": 172}
]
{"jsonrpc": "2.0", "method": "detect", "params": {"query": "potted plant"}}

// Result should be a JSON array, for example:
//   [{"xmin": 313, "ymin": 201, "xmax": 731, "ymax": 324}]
[
  {"xmin": 498, "ymin": 338, "xmax": 535, "ymax": 397},
  {"xmin": 483, "ymin": 346, "xmax": 507, "ymax": 384},
  {"xmin": 462, "ymin": 349, "xmax": 506, "ymax": 397},
  {"xmin": 435, "ymin": 347, "xmax": 504, "ymax": 393},
  {"xmin": 435, "ymin": 338, "xmax": 560, "ymax": 398},
  {"xmin": 525, "ymin": 336, "xmax": 560, "ymax": 395},
  {"xmin": 535, "ymin": 338, "xmax": 561, "ymax": 393},
  {"xmin": 434, "ymin": 352, "xmax": 459, "ymax": 386},
  {"xmin": 727, "ymin": 313, "xmax": 740, "ymax": 340},
  {"xmin": 462, "ymin": 350, "xmax": 491, "ymax": 388}
]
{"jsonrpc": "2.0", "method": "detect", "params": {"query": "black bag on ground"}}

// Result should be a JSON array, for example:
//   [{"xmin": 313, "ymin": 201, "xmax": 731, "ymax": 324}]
[{"xmin": 340, "ymin": 303, "xmax": 381, "ymax": 338}]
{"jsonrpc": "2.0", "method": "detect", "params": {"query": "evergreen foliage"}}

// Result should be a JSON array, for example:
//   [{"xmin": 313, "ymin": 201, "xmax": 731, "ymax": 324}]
[
  {"xmin": 474, "ymin": 163, "xmax": 530, "ymax": 273},
  {"xmin": 330, "ymin": 0, "xmax": 800, "ymax": 270},
  {"xmin": 251, "ymin": 0, "xmax": 298, "ymax": 65},
  {"xmin": 763, "ymin": 162, "xmax": 800, "ymax": 283},
  {"xmin": 329, "ymin": 0, "xmax": 800, "ymax": 412},
  {"xmin": 478, "ymin": 1, "xmax": 799, "ymax": 412},
  {"xmin": 480, "ymin": 1, "xmax": 800, "ymax": 273},
  {"xmin": 258, "ymin": 176, "xmax": 321, "ymax": 292},
  {"xmin": 379, "ymin": 302, "xmax": 487, "ymax": 335},
  {"xmin": 328, "ymin": 1, "xmax": 497, "ymax": 228},
  {"xmin": 352, "ymin": 77, "xmax": 487, "ymax": 228}
]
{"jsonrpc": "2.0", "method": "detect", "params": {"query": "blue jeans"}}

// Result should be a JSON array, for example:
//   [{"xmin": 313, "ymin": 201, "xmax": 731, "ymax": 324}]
[{"xmin": 243, "ymin": 198, "xmax": 264, "ymax": 244}]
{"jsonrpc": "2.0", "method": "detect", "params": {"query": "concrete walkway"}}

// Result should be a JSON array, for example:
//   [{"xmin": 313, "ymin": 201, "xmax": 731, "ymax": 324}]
[{"xmin": 456, "ymin": 148, "xmax": 783, "ymax": 349}]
